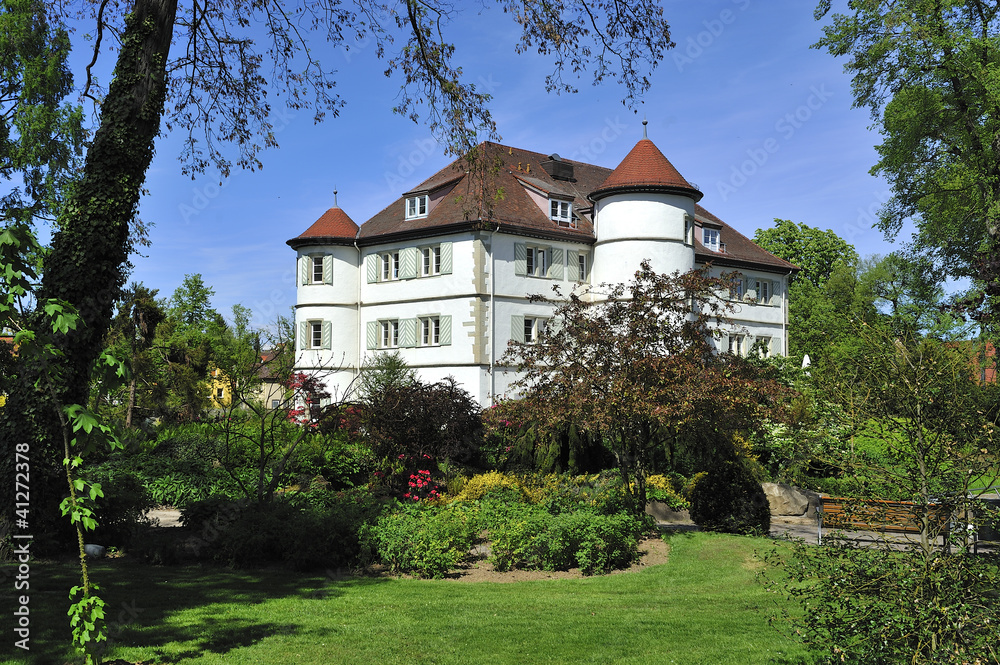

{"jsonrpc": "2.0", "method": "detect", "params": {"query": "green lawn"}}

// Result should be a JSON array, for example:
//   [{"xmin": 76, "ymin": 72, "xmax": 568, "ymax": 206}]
[{"xmin": 1, "ymin": 532, "xmax": 810, "ymax": 664}]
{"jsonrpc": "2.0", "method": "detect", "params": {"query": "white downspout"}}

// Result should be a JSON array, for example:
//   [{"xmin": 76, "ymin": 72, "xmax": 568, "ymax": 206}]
[
  {"xmin": 489, "ymin": 222, "xmax": 500, "ymax": 404},
  {"xmin": 355, "ymin": 235, "xmax": 362, "ymax": 379},
  {"xmin": 783, "ymin": 269, "xmax": 792, "ymax": 357}
]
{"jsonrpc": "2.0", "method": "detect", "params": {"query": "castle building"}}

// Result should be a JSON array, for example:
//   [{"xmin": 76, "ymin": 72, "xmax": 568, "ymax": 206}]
[{"xmin": 287, "ymin": 134, "xmax": 797, "ymax": 406}]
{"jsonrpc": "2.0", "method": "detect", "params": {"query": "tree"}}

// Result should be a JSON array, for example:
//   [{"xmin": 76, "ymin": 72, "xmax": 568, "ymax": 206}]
[
  {"xmin": 814, "ymin": 0, "xmax": 1000, "ymax": 328},
  {"xmin": 763, "ymin": 321, "xmax": 1000, "ymax": 664},
  {"xmin": 753, "ymin": 218, "xmax": 858, "ymax": 288},
  {"xmin": 1, "ymin": 0, "xmax": 678, "ymax": 541},
  {"xmin": 0, "ymin": 0, "xmax": 85, "ymax": 224},
  {"xmin": 502, "ymin": 262, "xmax": 783, "ymax": 524},
  {"xmin": 103, "ymin": 283, "xmax": 165, "ymax": 427}
]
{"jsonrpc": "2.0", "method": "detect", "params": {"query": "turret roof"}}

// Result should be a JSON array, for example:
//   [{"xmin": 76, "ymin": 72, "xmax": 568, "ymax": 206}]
[
  {"xmin": 287, "ymin": 206, "xmax": 359, "ymax": 247},
  {"xmin": 590, "ymin": 138, "xmax": 702, "ymax": 202}
]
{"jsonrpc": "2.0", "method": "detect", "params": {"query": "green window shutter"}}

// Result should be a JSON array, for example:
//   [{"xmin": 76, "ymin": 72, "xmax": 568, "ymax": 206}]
[
  {"xmin": 514, "ymin": 243, "xmax": 527, "ymax": 276},
  {"xmin": 511, "ymin": 315, "xmax": 525, "ymax": 343},
  {"xmin": 321, "ymin": 321, "xmax": 333, "ymax": 350},
  {"xmin": 399, "ymin": 318, "xmax": 417, "ymax": 348},
  {"xmin": 366, "ymin": 321, "xmax": 379, "ymax": 350},
  {"xmin": 299, "ymin": 321, "xmax": 309, "ymax": 350},
  {"xmin": 548, "ymin": 248, "xmax": 564, "ymax": 279},
  {"xmin": 719, "ymin": 334, "xmax": 729, "ymax": 354},
  {"xmin": 440, "ymin": 242, "xmax": 453, "ymax": 274},
  {"xmin": 300, "ymin": 257, "xmax": 310, "ymax": 285},
  {"xmin": 567, "ymin": 250, "xmax": 580, "ymax": 281},
  {"xmin": 366, "ymin": 254, "xmax": 378, "ymax": 283},
  {"xmin": 439, "ymin": 315, "xmax": 452, "ymax": 345},
  {"xmin": 769, "ymin": 280, "xmax": 779, "ymax": 306},
  {"xmin": 322, "ymin": 254, "xmax": 334, "ymax": 285},
  {"xmin": 770, "ymin": 336, "xmax": 782, "ymax": 357},
  {"xmin": 400, "ymin": 247, "xmax": 418, "ymax": 279}
]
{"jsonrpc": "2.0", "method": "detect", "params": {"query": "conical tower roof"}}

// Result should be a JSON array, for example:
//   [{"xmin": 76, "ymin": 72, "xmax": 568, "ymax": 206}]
[
  {"xmin": 590, "ymin": 138, "xmax": 702, "ymax": 202},
  {"xmin": 287, "ymin": 206, "xmax": 359, "ymax": 247}
]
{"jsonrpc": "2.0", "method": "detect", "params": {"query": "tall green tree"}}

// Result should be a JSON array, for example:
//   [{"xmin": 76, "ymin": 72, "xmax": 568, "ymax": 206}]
[
  {"xmin": 814, "ymin": 0, "xmax": 1000, "ymax": 327},
  {"xmin": 753, "ymin": 218, "xmax": 859, "ymax": 288},
  {"xmin": 102, "ymin": 283, "xmax": 165, "ymax": 427},
  {"xmin": 503, "ymin": 262, "xmax": 784, "ymax": 528}
]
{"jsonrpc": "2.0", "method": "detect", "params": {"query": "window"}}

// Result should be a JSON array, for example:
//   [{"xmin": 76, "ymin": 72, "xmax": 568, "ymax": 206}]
[
  {"xmin": 703, "ymin": 228, "xmax": 720, "ymax": 252},
  {"xmin": 311, "ymin": 321, "xmax": 323, "ymax": 349},
  {"xmin": 730, "ymin": 277, "xmax": 744, "ymax": 300},
  {"xmin": 216, "ymin": 387, "xmax": 224, "ymax": 399},
  {"xmin": 523, "ymin": 317, "xmax": 546, "ymax": 343},
  {"xmin": 526, "ymin": 246, "xmax": 547, "ymax": 277},
  {"xmin": 754, "ymin": 279, "xmax": 770, "ymax": 304},
  {"xmin": 550, "ymin": 199, "xmax": 573, "ymax": 226},
  {"xmin": 381, "ymin": 252, "xmax": 400, "ymax": 281},
  {"xmin": 757, "ymin": 336, "xmax": 772, "ymax": 358},
  {"xmin": 420, "ymin": 316, "xmax": 441, "ymax": 346},
  {"xmin": 406, "ymin": 195, "xmax": 428, "ymax": 219},
  {"xmin": 311, "ymin": 256, "xmax": 324, "ymax": 283},
  {"xmin": 380, "ymin": 320, "xmax": 399, "ymax": 348},
  {"xmin": 728, "ymin": 334, "xmax": 746, "ymax": 357},
  {"xmin": 271, "ymin": 399, "xmax": 281, "ymax": 410},
  {"xmin": 578, "ymin": 253, "xmax": 587, "ymax": 281},
  {"xmin": 684, "ymin": 214, "xmax": 695, "ymax": 244},
  {"xmin": 421, "ymin": 246, "xmax": 442, "ymax": 276}
]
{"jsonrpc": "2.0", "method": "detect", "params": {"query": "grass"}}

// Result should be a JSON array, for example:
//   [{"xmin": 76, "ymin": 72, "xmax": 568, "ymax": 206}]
[{"xmin": 1, "ymin": 532, "xmax": 810, "ymax": 665}]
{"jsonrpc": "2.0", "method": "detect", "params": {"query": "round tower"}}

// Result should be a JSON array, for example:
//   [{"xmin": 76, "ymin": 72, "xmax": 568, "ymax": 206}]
[
  {"xmin": 589, "ymin": 133, "xmax": 702, "ymax": 287},
  {"xmin": 286, "ymin": 201, "xmax": 360, "ymax": 397}
]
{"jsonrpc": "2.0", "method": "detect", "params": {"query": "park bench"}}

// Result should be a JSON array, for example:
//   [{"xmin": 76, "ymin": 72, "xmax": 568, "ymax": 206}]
[{"xmin": 817, "ymin": 496, "xmax": 952, "ymax": 544}]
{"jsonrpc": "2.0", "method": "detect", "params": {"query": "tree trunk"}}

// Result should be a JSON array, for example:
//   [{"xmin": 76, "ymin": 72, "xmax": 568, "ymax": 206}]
[{"xmin": 0, "ymin": 0, "xmax": 178, "ymax": 545}]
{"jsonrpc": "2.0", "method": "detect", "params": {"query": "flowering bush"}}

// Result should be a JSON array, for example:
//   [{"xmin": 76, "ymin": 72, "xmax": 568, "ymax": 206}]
[{"xmin": 403, "ymin": 469, "xmax": 442, "ymax": 502}]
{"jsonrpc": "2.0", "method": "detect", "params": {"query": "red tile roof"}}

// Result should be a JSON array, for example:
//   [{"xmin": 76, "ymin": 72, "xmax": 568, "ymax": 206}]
[
  {"xmin": 287, "ymin": 138, "xmax": 797, "ymax": 274},
  {"xmin": 694, "ymin": 205, "xmax": 798, "ymax": 273},
  {"xmin": 291, "ymin": 207, "xmax": 359, "ymax": 242},
  {"xmin": 590, "ymin": 139, "xmax": 702, "ymax": 202}
]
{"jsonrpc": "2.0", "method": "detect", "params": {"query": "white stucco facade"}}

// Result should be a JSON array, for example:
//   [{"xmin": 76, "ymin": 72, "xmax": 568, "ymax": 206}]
[{"xmin": 288, "ymin": 139, "xmax": 796, "ymax": 406}]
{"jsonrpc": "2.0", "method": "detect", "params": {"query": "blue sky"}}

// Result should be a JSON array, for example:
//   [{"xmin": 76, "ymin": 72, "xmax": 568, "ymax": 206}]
[{"xmin": 81, "ymin": 0, "xmax": 902, "ymax": 324}]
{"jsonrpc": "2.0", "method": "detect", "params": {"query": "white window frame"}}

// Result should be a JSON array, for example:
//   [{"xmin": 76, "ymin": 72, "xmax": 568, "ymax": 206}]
[
  {"xmin": 703, "ymin": 228, "xmax": 720, "ymax": 252},
  {"xmin": 526, "ymin": 246, "xmax": 548, "ymax": 278},
  {"xmin": 380, "ymin": 320, "xmax": 399, "ymax": 349},
  {"xmin": 730, "ymin": 277, "xmax": 744, "ymax": 300},
  {"xmin": 420, "ymin": 316, "xmax": 441, "ymax": 346},
  {"xmin": 755, "ymin": 279, "xmax": 770, "ymax": 304},
  {"xmin": 578, "ymin": 252, "xmax": 588, "ymax": 282},
  {"xmin": 728, "ymin": 334, "xmax": 746, "ymax": 357},
  {"xmin": 381, "ymin": 251, "xmax": 400, "ymax": 281},
  {"xmin": 421, "ymin": 245, "xmax": 442, "ymax": 276},
  {"xmin": 550, "ymin": 199, "xmax": 573, "ymax": 226},
  {"xmin": 406, "ymin": 194, "xmax": 429, "ymax": 219},
  {"xmin": 756, "ymin": 336, "xmax": 773, "ymax": 358},
  {"xmin": 310, "ymin": 256, "xmax": 324, "ymax": 283},
  {"xmin": 523, "ymin": 317, "xmax": 547, "ymax": 344},
  {"xmin": 310, "ymin": 321, "xmax": 323, "ymax": 349}
]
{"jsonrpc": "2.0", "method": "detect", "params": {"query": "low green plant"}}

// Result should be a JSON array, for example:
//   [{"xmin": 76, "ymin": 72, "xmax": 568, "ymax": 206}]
[
  {"xmin": 361, "ymin": 503, "xmax": 479, "ymax": 578},
  {"xmin": 761, "ymin": 542, "xmax": 1000, "ymax": 664},
  {"xmin": 489, "ymin": 509, "xmax": 646, "ymax": 575}
]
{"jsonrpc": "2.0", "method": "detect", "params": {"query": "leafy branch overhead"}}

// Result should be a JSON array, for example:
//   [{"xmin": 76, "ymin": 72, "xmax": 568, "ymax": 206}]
[{"xmin": 62, "ymin": 0, "xmax": 674, "ymax": 175}]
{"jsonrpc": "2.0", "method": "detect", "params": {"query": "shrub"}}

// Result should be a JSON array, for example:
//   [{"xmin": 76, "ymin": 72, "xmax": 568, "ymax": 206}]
[
  {"xmin": 87, "ymin": 467, "xmax": 157, "ymax": 547},
  {"xmin": 645, "ymin": 474, "xmax": 690, "ymax": 511},
  {"xmin": 452, "ymin": 471, "xmax": 529, "ymax": 502},
  {"xmin": 688, "ymin": 460, "xmax": 770, "ymax": 535},
  {"xmin": 762, "ymin": 543, "xmax": 1000, "ymax": 664},
  {"xmin": 361, "ymin": 503, "xmax": 479, "ymax": 578},
  {"xmin": 207, "ymin": 490, "xmax": 383, "ymax": 570},
  {"xmin": 489, "ymin": 509, "xmax": 645, "ymax": 575}
]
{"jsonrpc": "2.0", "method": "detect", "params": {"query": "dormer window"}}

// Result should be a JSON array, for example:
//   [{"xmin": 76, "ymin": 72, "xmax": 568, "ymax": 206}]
[
  {"xmin": 703, "ymin": 228, "xmax": 720, "ymax": 252},
  {"xmin": 550, "ymin": 199, "xmax": 573, "ymax": 226},
  {"xmin": 406, "ymin": 195, "xmax": 428, "ymax": 219}
]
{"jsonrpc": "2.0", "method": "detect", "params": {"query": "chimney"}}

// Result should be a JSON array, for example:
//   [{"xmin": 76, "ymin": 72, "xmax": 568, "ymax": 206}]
[{"xmin": 540, "ymin": 153, "xmax": 575, "ymax": 181}]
